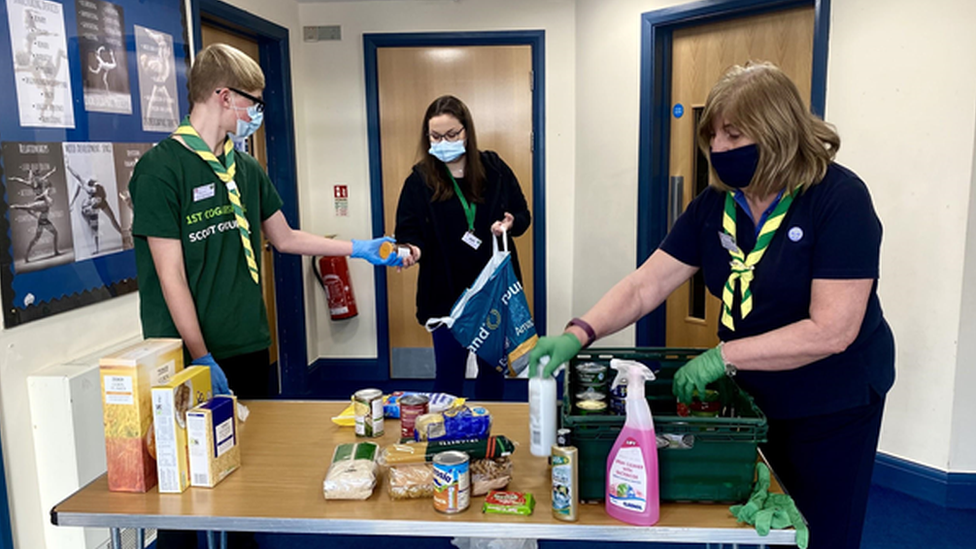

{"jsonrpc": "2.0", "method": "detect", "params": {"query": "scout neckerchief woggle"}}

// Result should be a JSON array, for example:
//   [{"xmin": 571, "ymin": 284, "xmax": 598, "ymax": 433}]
[
  {"xmin": 447, "ymin": 167, "xmax": 481, "ymax": 250},
  {"xmin": 173, "ymin": 116, "xmax": 260, "ymax": 284},
  {"xmin": 720, "ymin": 190, "xmax": 794, "ymax": 330}
]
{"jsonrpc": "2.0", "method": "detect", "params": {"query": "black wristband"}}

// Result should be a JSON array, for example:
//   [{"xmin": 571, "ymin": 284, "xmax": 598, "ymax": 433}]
[{"xmin": 565, "ymin": 318, "xmax": 597, "ymax": 349}]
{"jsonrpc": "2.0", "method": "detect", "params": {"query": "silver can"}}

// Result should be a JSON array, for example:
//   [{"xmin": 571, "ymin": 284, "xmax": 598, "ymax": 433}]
[
  {"xmin": 432, "ymin": 451, "xmax": 470, "ymax": 513},
  {"xmin": 353, "ymin": 388, "xmax": 384, "ymax": 438}
]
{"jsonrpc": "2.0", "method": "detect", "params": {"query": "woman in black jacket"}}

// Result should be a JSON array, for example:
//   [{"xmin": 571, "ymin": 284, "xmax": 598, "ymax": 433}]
[{"xmin": 395, "ymin": 95, "xmax": 531, "ymax": 400}]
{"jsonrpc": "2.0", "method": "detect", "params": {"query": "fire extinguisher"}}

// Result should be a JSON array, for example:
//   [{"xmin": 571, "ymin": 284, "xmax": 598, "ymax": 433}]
[{"xmin": 312, "ymin": 255, "xmax": 359, "ymax": 320}]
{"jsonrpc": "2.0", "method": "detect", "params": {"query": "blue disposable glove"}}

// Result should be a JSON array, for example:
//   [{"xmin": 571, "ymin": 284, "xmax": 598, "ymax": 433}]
[
  {"xmin": 351, "ymin": 236, "xmax": 401, "ymax": 267},
  {"xmin": 672, "ymin": 346, "xmax": 726, "ymax": 405},
  {"xmin": 528, "ymin": 333, "xmax": 582, "ymax": 378},
  {"xmin": 191, "ymin": 353, "xmax": 231, "ymax": 396}
]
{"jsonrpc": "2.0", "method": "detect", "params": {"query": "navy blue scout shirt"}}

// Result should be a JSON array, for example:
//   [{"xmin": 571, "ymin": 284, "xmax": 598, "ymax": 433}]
[{"xmin": 661, "ymin": 163, "xmax": 895, "ymax": 419}]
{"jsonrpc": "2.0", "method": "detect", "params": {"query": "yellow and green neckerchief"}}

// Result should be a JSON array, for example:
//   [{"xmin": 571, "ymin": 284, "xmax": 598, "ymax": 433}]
[
  {"xmin": 173, "ymin": 117, "xmax": 259, "ymax": 284},
  {"xmin": 720, "ymin": 190, "xmax": 794, "ymax": 330}
]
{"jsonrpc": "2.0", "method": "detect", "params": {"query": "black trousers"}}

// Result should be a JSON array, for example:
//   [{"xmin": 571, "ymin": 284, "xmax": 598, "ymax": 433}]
[
  {"xmin": 156, "ymin": 348, "xmax": 271, "ymax": 549},
  {"xmin": 762, "ymin": 393, "xmax": 886, "ymax": 549},
  {"xmin": 431, "ymin": 326, "xmax": 505, "ymax": 400}
]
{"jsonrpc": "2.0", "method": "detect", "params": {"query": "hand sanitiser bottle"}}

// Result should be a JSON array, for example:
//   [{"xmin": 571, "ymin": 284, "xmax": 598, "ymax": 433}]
[
  {"xmin": 529, "ymin": 356, "xmax": 557, "ymax": 456},
  {"xmin": 605, "ymin": 359, "xmax": 660, "ymax": 526}
]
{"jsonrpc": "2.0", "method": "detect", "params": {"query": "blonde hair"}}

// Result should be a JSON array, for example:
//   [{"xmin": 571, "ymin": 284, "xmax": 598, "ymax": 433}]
[
  {"xmin": 187, "ymin": 44, "xmax": 265, "ymax": 106},
  {"xmin": 697, "ymin": 61, "xmax": 840, "ymax": 196}
]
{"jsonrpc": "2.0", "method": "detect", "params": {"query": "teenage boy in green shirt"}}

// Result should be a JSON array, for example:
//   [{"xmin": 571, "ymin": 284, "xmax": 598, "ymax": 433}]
[{"xmin": 131, "ymin": 43, "xmax": 408, "ymax": 402}]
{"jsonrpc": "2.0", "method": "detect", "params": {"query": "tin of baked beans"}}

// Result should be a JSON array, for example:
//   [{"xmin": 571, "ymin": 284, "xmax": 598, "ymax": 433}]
[
  {"xmin": 353, "ymin": 388, "xmax": 384, "ymax": 438},
  {"xmin": 399, "ymin": 394, "xmax": 430, "ymax": 440},
  {"xmin": 432, "ymin": 451, "xmax": 470, "ymax": 513}
]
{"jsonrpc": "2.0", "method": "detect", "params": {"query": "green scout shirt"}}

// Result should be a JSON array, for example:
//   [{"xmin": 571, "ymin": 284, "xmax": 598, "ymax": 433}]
[{"xmin": 130, "ymin": 138, "xmax": 283, "ymax": 361}]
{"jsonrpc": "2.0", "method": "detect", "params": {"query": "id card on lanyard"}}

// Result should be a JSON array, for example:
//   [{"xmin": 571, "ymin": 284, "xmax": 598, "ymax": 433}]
[{"xmin": 448, "ymin": 169, "xmax": 481, "ymax": 250}]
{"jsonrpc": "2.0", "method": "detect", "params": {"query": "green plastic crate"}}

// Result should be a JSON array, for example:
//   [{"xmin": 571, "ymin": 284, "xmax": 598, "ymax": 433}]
[{"xmin": 561, "ymin": 347, "xmax": 768, "ymax": 503}]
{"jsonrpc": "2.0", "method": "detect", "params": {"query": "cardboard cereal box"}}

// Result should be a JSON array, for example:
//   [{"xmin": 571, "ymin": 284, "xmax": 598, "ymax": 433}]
[
  {"xmin": 100, "ymin": 338, "xmax": 183, "ymax": 492},
  {"xmin": 153, "ymin": 366, "xmax": 213, "ymax": 493},
  {"xmin": 187, "ymin": 395, "xmax": 241, "ymax": 488}
]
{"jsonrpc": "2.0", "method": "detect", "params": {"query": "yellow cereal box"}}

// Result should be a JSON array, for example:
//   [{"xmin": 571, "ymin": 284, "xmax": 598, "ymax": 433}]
[
  {"xmin": 152, "ymin": 366, "xmax": 213, "ymax": 493},
  {"xmin": 100, "ymin": 338, "xmax": 183, "ymax": 493},
  {"xmin": 187, "ymin": 396, "xmax": 241, "ymax": 488}
]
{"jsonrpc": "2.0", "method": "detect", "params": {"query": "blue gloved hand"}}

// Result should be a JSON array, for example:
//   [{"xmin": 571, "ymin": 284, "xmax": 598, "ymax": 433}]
[
  {"xmin": 672, "ymin": 345, "xmax": 726, "ymax": 405},
  {"xmin": 191, "ymin": 353, "xmax": 231, "ymax": 396},
  {"xmin": 528, "ymin": 333, "xmax": 582, "ymax": 378},
  {"xmin": 351, "ymin": 236, "xmax": 402, "ymax": 266}
]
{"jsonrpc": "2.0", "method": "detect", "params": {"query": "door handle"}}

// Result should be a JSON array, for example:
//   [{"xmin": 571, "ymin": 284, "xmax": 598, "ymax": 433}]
[{"xmin": 668, "ymin": 175, "xmax": 684, "ymax": 231}]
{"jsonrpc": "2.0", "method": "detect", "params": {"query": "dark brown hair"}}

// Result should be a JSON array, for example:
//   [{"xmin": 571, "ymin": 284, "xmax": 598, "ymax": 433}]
[{"xmin": 416, "ymin": 95, "xmax": 486, "ymax": 202}]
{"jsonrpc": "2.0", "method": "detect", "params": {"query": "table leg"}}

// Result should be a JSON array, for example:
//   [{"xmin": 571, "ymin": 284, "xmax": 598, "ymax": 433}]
[
  {"xmin": 221, "ymin": 531, "xmax": 227, "ymax": 549},
  {"xmin": 110, "ymin": 528, "xmax": 122, "ymax": 549},
  {"xmin": 135, "ymin": 528, "xmax": 145, "ymax": 548},
  {"xmin": 207, "ymin": 531, "xmax": 217, "ymax": 549}
]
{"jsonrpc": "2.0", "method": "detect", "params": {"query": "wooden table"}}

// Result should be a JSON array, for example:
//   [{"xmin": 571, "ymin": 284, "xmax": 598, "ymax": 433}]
[{"xmin": 53, "ymin": 401, "xmax": 798, "ymax": 546}]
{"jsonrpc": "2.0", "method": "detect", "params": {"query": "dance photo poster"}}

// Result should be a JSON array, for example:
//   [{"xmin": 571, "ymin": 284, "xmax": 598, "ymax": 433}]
[{"xmin": 0, "ymin": 0, "xmax": 190, "ymax": 326}]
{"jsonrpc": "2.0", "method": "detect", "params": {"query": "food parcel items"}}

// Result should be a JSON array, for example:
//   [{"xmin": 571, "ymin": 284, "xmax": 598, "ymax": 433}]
[
  {"xmin": 100, "ymin": 338, "xmax": 184, "ymax": 492},
  {"xmin": 330, "ymin": 391, "xmax": 463, "ymax": 427},
  {"xmin": 323, "ymin": 442, "xmax": 379, "ymax": 500},
  {"xmin": 387, "ymin": 457, "xmax": 513, "ymax": 500},
  {"xmin": 482, "ymin": 491, "xmax": 536, "ymax": 516},
  {"xmin": 153, "ymin": 366, "xmax": 213, "ymax": 493},
  {"xmin": 414, "ymin": 405, "xmax": 492, "ymax": 442},
  {"xmin": 380, "ymin": 436, "xmax": 516, "ymax": 465},
  {"xmin": 187, "ymin": 395, "xmax": 240, "ymax": 488}
]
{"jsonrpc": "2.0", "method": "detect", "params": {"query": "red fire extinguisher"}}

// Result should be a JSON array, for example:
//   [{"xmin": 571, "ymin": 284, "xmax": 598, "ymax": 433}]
[{"xmin": 312, "ymin": 255, "xmax": 359, "ymax": 320}]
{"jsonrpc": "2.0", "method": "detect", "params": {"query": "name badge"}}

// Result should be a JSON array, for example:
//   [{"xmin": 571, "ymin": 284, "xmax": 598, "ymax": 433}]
[
  {"xmin": 461, "ymin": 230, "xmax": 482, "ymax": 250},
  {"xmin": 193, "ymin": 183, "xmax": 216, "ymax": 202},
  {"xmin": 718, "ymin": 231, "xmax": 741, "ymax": 254}
]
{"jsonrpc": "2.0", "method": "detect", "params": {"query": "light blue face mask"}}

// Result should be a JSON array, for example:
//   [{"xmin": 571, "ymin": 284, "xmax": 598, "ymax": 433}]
[
  {"xmin": 229, "ymin": 104, "xmax": 264, "ymax": 141},
  {"xmin": 429, "ymin": 140, "xmax": 466, "ymax": 164}
]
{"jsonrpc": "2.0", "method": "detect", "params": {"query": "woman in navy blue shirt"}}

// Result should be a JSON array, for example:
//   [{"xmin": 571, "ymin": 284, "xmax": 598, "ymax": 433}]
[{"xmin": 530, "ymin": 62, "xmax": 894, "ymax": 549}]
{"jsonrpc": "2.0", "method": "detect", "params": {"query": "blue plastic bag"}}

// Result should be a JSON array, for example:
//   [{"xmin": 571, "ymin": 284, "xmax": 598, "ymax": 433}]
[{"xmin": 426, "ymin": 231, "xmax": 538, "ymax": 377}]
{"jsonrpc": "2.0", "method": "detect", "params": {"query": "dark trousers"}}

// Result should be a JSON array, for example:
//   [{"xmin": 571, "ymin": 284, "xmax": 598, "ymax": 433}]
[
  {"xmin": 761, "ymin": 393, "xmax": 886, "ymax": 549},
  {"xmin": 431, "ymin": 326, "xmax": 504, "ymax": 400},
  {"xmin": 156, "ymin": 348, "xmax": 271, "ymax": 549}
]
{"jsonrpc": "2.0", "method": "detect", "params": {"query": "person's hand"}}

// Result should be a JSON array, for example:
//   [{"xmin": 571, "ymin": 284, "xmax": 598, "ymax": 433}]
[
  {"xmin": 491, "ymin": 212, "xmax": 515, "ymax": 236},
  {"xmin": 672, "ymin": 346, "xmax": 726, "ymax": 404},
  {"xmin": 351, "ymin": 236, "xmax": 401, "ymax": 267},
  {"xmin": 192, "ymin": 353, "xmax": 231, "ymax": 396},
  {"xmin": 528, "ymin": 333, "xmax": 582, "ymax": 377},
  {"xmin": 730, "ymin": 464, "xmax": 809, "ymax": 549},
  {"xmin": 397, "ymin": 244, "xmax": 422, "ymax": 271}
]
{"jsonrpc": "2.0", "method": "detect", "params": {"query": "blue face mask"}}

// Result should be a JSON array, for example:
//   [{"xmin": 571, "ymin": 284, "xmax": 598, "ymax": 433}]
[
  {"xmin": 229, "ymin": 104, "xmax": 264, "ymax": 141},
  {"xmin": 428, "ymin": 140, "xmax": 466, "ymax": 164},
  {"xmin": 709, "ymin": 144, "xmax": 759, "ymax": 189}
]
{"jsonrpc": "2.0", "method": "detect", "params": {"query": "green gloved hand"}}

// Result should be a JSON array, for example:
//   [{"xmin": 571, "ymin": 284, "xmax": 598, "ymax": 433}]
[
  {"xmin": 672, "ymin": 345, "xmax": 726, "ymax": 404},
  {"xmin": 730, "ymin": 463, "xmax": 810, "ymax": 549},
  {"xmin": 528, "ymin": 333, "xmax": 582, "ymax": 378}
]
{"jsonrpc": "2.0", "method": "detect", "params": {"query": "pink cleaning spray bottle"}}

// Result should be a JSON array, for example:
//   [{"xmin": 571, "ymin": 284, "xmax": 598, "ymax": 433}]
[{"xmin": 605, "ymin": 359, "xmax": 660, "ymax": 525}]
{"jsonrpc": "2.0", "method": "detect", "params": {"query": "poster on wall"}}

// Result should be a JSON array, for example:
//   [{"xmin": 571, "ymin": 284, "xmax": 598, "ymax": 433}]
[
  {"xmin": 111, "ymin": 142, "xmax": 154, "ymax": 249},
  {"xmin": 2, "ymin": 142, "xmax": 76, "ymax": 275},
  {"xmin": 6, "ymin": 0, "xmax": 75, "ymax": 128},
  {"xmin": 62, "ymin": 142, "xmax": 125, "ymax": 260},
  {"xmin": 134, "ymin": 25, "xmax": 179, "ymax": 132},
  {"xmin": 76, "ymin": 0, "xmax": 132, "ymax": 114}
]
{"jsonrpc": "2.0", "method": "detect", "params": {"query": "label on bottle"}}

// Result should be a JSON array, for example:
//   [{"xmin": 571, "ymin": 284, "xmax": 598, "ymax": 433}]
[
  {"xmin": 608, "ymin": 438, "xmax": 647, "ymax": 512},
  {"xmin": 551, "ymin": 454, "xmax": 574, "ymax": 516}
]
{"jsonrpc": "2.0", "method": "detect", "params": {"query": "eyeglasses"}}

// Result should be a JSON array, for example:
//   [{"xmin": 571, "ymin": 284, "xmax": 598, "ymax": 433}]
[
  {"xmin": 225, "ymin": 87, "xmax": 265, "ymax": 113},
  {"xmin": 428, "ymin": 126, "xmax": 465, "ymax": 142}
]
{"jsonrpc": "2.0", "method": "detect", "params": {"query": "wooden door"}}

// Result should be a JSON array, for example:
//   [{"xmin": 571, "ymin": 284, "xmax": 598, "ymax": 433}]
[
  {"xmin": 377, "ymin": 46, "xmax": 534, "ymax": 374},
  {"xmin": 665, "ymin": 7, "xmax": 814, "ymax": 348},
  {"xmin": 201, "ymin": 24, "xmax": 277, "ymax": 364}
]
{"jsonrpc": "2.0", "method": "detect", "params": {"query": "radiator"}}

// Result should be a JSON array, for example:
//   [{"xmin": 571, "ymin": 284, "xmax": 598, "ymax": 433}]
[{"xmin": 28, "ymin": 338, "xmax": 155, "ymax": 549}]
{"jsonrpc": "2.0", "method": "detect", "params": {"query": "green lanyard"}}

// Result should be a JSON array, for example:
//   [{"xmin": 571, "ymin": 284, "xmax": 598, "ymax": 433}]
[{"xmin": 447, "ymin": 168, "xmax": 476, "ymax": 232}]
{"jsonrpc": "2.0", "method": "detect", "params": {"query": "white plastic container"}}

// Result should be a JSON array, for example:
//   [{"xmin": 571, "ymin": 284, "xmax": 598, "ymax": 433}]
[{"xmin": 529, "ymin": 356, "xmax": 558, "ymax": 456}]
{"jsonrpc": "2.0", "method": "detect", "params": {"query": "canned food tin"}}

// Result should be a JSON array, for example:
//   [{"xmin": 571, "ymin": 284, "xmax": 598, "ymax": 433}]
[
  {"xmin": 433, "ymin": 451, "xmax": 470, "ymax": 513},
  {"xmin": 575, "ymin": 362, "xmax": 608, "ymax": 386},
  {"xmin": 354, "ymin": 388, "xmax": 384, "ymax": 438},
  {"xmin": 399, "ymin": 394, "xmax": 430, "ymax": 440}
]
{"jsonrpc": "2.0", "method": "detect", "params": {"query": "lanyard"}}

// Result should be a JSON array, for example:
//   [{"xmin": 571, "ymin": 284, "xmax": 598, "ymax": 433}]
[
  {"xmin": 447, "ymin": 168, "xmax": 476, "ymax": 232},
  {"xmin": 720, "ymin": 190, "xmax": 794, "ymax": 330}
]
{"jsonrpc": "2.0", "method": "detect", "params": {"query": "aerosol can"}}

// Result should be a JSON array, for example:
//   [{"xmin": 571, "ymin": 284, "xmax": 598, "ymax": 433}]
[{"xmin": 551, "ymin": 429, "xmax": 579, "ymax": 521}]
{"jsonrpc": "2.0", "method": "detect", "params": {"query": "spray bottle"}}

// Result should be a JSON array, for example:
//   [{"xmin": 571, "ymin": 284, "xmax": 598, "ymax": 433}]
[
  {"xmin": 529, "ymin": 356, "xmax": 557, "ymax": 457},
  {"xmin": 605, "ymin": 359, "xmax": 660, "ymax": 526}
]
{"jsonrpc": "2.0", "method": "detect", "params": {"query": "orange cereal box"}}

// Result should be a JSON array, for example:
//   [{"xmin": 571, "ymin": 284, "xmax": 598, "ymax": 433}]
[{"xmin": 100, "ymin": 338, "xmax": 183, "ymax": 492}]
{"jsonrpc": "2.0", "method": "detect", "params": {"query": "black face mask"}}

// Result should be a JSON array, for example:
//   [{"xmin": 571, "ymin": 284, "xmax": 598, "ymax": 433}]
[{"xmin": 709, "ymin": 144, "xmax": 759, "ymax": 189}]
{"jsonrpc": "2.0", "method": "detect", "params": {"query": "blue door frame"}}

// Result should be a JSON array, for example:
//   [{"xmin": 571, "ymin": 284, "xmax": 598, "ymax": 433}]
[
  {"xmin": 308, "ymin": 31, "xmax": 547, "ymax": 393},
  {"xmin": 0, "ymin": 428, "xmax": 13, "ymax": 549},
  {"xmin": 635, "ymin": 0, "xmax": 830, "ymax": 346},
  {"xmin": 190, "ymin": 0, "xmax": 308, "ymax": 396}
]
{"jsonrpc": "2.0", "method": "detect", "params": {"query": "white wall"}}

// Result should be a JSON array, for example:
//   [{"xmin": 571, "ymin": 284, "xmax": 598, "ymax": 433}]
[{"xmin": 297, "ymin": 0, "xmax": 577, "ymax": 360}]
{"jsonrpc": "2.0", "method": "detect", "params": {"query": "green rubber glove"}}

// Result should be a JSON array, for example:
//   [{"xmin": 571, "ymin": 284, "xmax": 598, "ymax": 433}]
[
  {"xmin": 527, "ymin": 333, "xmax": 582, "ymax": 377},
  {"xmin": 730, "ymin": 463, "xmax": 810, "ymax": 549},
  {"xmin": 730, "ymin": 460, "xmax": 771, "ymax": 524},
  {"xmin": 672, "ymin": 346, "xmax": 726, "ymax": 404}
]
